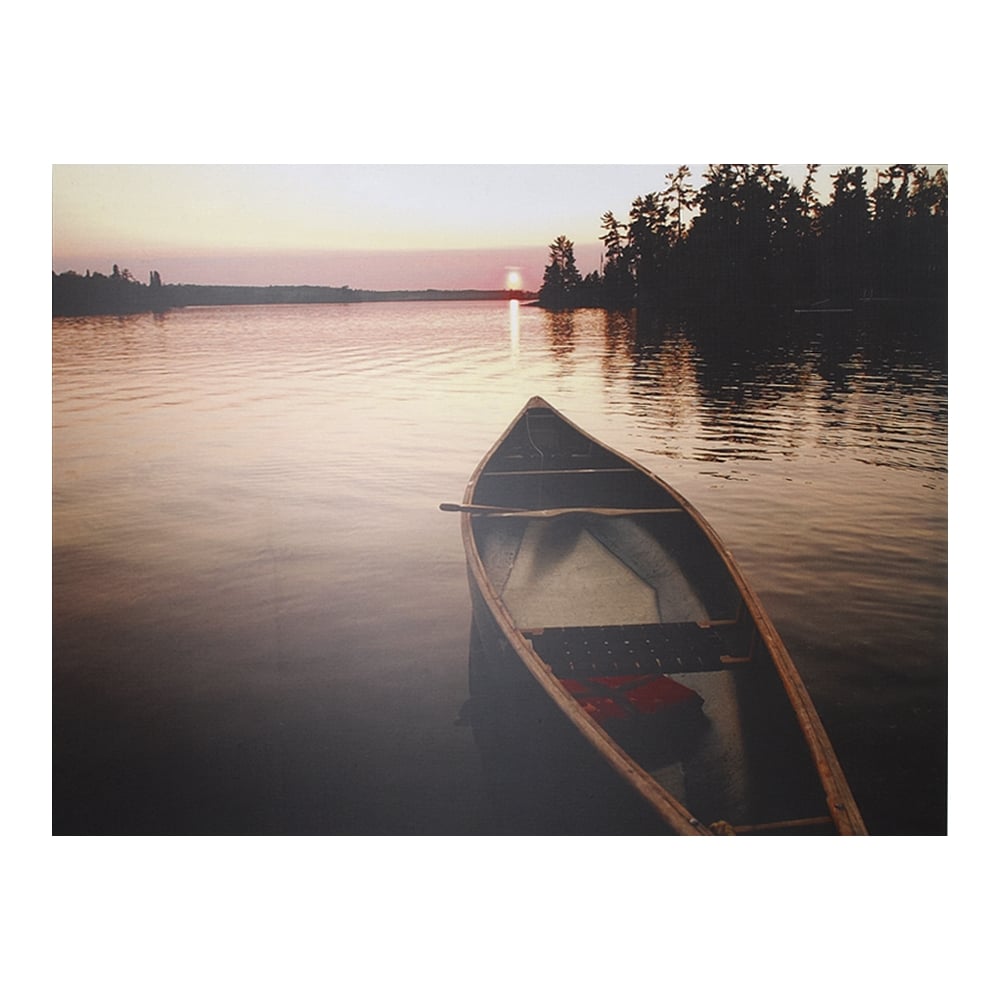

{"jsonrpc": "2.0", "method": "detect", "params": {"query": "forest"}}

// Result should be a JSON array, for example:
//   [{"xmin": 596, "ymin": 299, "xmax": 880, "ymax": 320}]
[{"xmin": 537, "ymin": 164, "xmax": 948, "ymax": 317}]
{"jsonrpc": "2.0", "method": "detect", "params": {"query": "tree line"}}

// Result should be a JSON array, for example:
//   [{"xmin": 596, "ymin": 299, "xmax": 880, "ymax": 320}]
[
  {"xmin": 52, "ymin": 270, "xmax": 529, "ymax": 316},
  {"xmin": 537, "ymin": 164, "xmax": 947, "ymax": 316},
  {"xmin": 52, "ymin": 265, "xmax": 171, "ymax": 316}
]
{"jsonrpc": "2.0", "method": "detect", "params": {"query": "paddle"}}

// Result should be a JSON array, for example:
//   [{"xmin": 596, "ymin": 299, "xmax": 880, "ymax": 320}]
[{"xmin": 438, "ymin": 502, "xmax": 684, "ymax": 518}]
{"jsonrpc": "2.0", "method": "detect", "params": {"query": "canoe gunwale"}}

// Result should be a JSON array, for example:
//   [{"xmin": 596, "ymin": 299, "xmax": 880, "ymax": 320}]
[{"xmin": 459, "ymin": 396, "xmax": 867, "ymax": 836}]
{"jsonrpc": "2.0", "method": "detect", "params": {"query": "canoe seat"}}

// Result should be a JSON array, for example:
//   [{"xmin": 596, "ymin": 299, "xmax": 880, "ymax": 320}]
[{"xmin": 524, "ymin": 623, "xmax": 738, "ymax": 678}]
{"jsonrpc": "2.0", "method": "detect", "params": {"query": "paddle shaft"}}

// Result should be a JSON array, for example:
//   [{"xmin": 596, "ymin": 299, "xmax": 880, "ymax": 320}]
[{"xmin": 438, "ymin": 502, "xmax": 684, "ymax": 518}]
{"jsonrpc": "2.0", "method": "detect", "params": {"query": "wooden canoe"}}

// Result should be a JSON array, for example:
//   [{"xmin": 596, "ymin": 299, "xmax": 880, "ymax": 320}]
[{"xmin": 447, "ymin": 396, "xmax": 867, "ymax": 835}]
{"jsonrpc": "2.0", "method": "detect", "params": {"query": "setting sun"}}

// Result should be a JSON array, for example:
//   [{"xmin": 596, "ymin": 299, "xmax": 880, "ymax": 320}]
[{"xmin": 505, "ymin": 266, "xmax": 522, "ymax": 290}]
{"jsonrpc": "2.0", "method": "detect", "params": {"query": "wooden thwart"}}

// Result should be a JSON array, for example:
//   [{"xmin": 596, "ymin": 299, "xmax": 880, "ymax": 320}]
[
  {"xmin": 439, "ymin": 502, "xmax": 684, "ymax": 519},
  {"xmin": 732, "ymin": 815, "xmax": 835, "ymax": 834},
  {"xmin": 479, "ymin": 467, "xmax": 638, "ymax": 477}
]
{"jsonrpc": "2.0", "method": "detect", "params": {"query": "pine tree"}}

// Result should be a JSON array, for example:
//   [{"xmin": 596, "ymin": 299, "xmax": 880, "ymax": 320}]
[{"xmin": 538, "ymin": 236, "xmax": 582, "ymax": 309}]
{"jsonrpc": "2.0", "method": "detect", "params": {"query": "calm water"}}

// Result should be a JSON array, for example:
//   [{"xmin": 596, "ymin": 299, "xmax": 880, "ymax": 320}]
[{"xmin": 52, "ymin": 301, "xmax": 947, "ymax": 835}]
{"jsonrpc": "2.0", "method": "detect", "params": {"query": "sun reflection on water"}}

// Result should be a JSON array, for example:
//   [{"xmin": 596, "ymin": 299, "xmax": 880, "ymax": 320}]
[{"xmin": 509, "ymin": 299, "xmax": 520, "ymax": 357}]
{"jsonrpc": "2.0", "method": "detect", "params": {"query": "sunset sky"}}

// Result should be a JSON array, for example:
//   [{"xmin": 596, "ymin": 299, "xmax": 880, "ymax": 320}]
[{"xmin": 51, "ymin": 164, "xmax": 876, "ymax": 291}]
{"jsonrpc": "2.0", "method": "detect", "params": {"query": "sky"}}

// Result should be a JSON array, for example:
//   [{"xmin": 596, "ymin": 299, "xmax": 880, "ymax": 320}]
[{"xmin": 51, "ymin": 163, "xmax": 878, "ymax": 291}]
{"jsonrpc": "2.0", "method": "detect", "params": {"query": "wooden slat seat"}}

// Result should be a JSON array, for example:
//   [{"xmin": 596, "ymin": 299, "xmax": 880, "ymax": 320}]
[{"xmin": 524, "ymin": 623, "xmax": 737, "ymax": 678}]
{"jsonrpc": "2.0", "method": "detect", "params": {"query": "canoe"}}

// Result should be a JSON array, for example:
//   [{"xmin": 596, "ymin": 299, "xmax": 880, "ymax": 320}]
[{"xmin": 444, "ymin": 396, "xmax": 867, "ymax": 835}]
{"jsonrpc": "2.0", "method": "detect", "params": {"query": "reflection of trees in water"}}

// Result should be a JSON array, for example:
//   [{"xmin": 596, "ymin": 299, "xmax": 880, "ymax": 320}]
[
  {"xmin": 622, "ymin": 312, "xmax": 806, "ymax": 460},
  {"xmin": 592, "ymin": 310, "xmax": 702, "ymax": 446},
  {"xmin": 692, "ymin": 333, "xmax": 810, "ymax": 461},
  {"xmin": 53, "ymin": 312, "xmax": 171, "ymax": 365},
  {"xmin": 601, "ymin": 309, "xmax": 635, "ymax": 350},
  {"xmin": 536, "ymin": 302, "xmax": 944, "ymax": 470},
  {"xmin": 633, "ymin": 338, "xmax": 701, "ymax": 444},
  {"xmin": 542, "ymin": 309, "xmax": 577, "ymax": 367},
  {"xmin": 691, "ymin": 312, "xmax": 946, "ymax": 469},
  {"xmin": 802, "ymin": 318, "xmax": 947, "ymax": 472},
  {"xmin": 598, "ymin": 309, "xmax": 640, "ymax": 389},
  {"xmin": 585, "ymin": 306, "xmax": 947, "ymax": 469}
]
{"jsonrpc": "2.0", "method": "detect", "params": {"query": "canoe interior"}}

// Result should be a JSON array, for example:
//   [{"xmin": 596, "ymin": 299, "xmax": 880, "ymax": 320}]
[{"xmin": 468, "ymin": 401, "xmax": 838, "ymax": 833}]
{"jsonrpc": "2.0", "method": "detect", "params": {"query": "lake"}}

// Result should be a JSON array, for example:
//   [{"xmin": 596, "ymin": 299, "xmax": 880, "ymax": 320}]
[{"xmin": 52, "ymin": 300, "xmax": 947, "ymax": 835}]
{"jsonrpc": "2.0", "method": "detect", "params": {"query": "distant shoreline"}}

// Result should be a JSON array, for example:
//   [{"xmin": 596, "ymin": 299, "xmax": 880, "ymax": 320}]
[
  {"xmin": 167, "ymin": 285, "xmax": 535, "ymax": 306},
  {"xmin": 52, "ymin": 272, "xmax": 536, "ymax": 317}
]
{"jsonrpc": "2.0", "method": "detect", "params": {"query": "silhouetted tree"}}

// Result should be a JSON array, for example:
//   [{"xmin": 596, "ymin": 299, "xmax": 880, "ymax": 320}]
[
  {"xmin": 684, "ymin": 164, "xmax": 744, "ymax": 310},
  {"xmin": 818, "ymin": 166, "xmax": 870, "ymax": 302},
  {"xmin": 907, "ymin": 166, "xmax": 948, "ymax": 301},
  {"xmin": 655, "ymin": 165, "xmax": 698, "ymax": 307},
  {"xmin": 599, "ymin": 211, "xmax": 633, "ymax": 310},
  {"xmin": 538, "ymin": 235, "xmax": 583, "ymax": 309},
  {"xmin": 663, "ymin": 165, "xmax": 697, "ymax": 246},
  {"xmin": 868, "ymin": 164, "xmax": 947, "ymax": 301},
  {"xmin": 785, "ymin": 164, "xmax": 822, "ymax": 303},
  {"xmin": 627, "ymin": 192, "xmax": 670, "ymax": 310},
  {"xmin": 578, "ymin": 270, "xmax": 604, "ymax": 307}
]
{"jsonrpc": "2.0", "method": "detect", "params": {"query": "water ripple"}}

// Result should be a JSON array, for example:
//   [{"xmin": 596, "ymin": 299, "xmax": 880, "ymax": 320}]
[{"xmin": 53, "ymin": 301, "xmax": 947, "ymax": 834}]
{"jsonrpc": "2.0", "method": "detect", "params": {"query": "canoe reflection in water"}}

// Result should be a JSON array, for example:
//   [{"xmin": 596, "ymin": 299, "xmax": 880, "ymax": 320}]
[{"xmin": 448, "ymin": 397, "xmax": 868, "ymax": 836}]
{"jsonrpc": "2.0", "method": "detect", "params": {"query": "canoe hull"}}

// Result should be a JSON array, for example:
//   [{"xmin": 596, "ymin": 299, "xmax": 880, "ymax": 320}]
[{"xmin": 456, "ymin": 397, "xmax": 867, "ymax": 836}]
